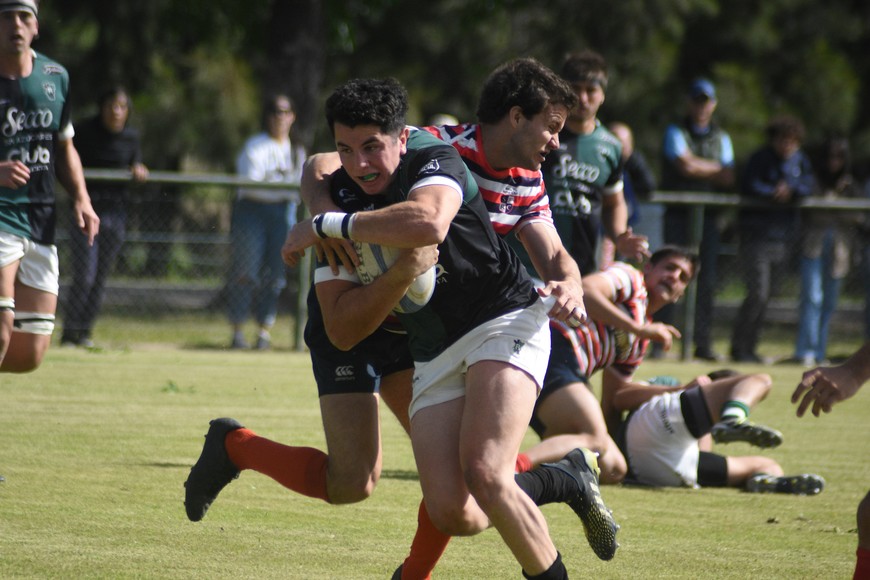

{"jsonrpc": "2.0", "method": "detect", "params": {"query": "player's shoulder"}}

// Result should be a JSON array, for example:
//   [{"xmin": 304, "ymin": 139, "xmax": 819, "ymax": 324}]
[{"xmin": 32, "ymin": 51, "xmax": 69, "ymax": 78}]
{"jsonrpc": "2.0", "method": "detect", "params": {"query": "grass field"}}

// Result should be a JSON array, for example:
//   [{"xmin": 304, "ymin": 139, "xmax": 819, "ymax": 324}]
[{"xmin": 1, "ymin": 315, "xmax": 868, "ymax": 579}]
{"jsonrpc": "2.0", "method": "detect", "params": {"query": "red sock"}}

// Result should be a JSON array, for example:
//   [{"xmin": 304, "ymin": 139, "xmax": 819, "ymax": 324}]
[
  {"xmin": 855, "ymin": 546, "xmax": 870, "ymax": 580},
  {"xmin": 515, "ymin": 453, "xmax": 532, "ymax": 474},
  {"xmin": 225, "ymin": 428, "xmax": 329, "ymax": 502},
  {"xmin": 401, "ymin": 501, "xmax": 451, "ymax": 580}
]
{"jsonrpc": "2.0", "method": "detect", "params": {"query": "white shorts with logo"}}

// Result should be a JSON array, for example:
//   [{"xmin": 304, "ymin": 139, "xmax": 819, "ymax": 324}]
[
  {"xmin": 409, "ymin": 297, "xmax": 551, "ymax": 419},
  {"xmin": 0, "ymin": 231, "xmax": 60, "ymax": 295},
  {"xmin": 624, "ymin": 390, "xmax": 700, "ymax": 488}
]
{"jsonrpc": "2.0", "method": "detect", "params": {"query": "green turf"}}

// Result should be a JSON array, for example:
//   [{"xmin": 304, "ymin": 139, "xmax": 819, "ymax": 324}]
[{"xmin": 1, "ymin": 328, "xmax": 867, "ymax": 578}]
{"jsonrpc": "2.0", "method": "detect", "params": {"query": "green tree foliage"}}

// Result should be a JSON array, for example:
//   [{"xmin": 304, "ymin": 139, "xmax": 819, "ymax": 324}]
[{"xmin": 33, "ymin": 0, "xmax": 870, "ymax": 172}]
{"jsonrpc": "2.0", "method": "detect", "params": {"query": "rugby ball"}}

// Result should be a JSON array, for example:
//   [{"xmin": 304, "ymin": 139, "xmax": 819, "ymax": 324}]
[{"xmin": 354, "ymin": 242, "xmax": 436, "ymax": 314}]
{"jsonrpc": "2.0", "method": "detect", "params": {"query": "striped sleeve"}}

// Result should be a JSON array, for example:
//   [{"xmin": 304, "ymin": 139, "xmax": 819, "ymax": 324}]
[{"xmin": 423, "ymin": 123, "xmax": 554, "ymax": 236}]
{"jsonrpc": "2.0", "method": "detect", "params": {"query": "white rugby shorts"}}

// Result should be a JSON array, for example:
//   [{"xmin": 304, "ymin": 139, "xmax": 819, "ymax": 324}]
[
  {"xmin": 409, "ymin": 297, "xmax": 550, "ymax": 419},
  {"xmin": 0, "ymin": 231, "xmax": 60, "ymax": 295},
  {"xmin": 624, "ymin": 390, "xmax": 701, "ymax": 488}
]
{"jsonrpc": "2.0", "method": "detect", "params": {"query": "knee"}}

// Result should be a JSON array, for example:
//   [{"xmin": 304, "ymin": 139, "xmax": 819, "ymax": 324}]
[
  {"xmin": 598, "ymin": 452, "xmax": 628, "ymax": 485},
  {"xmin": 463, "ymin": 462, "xmax": 510, "ymax": 515},
  {"xmin": 426, "ymin": 501, "xmax": 484, "ymax": 536},
  {"xmin": 327, "ymin": 468, "xmax": 380, "ymax": 505},
  {"xmin": 753, "ymin": 373, "xmax": 773, "ymax": 397}
]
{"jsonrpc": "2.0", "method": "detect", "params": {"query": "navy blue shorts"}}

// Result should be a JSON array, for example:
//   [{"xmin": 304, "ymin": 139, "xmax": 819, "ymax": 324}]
[{"xmin": 308, "ymin": 327, "xmax": 414, "ymax": 396}]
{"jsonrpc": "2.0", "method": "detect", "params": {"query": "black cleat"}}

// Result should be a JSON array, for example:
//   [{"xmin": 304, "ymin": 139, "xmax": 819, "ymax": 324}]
[
  {"xmin": 712, "ymin": 418, "xmax": 783, "ymax": 449},
  {"xmin": 746, "ymin": 473, "xmax": 825, "ymax": 495},
  {"xmin": 543, "ymin": 448, "xmax": 620, "ymax": 561},
  {"xmin": 184, "ymin": 417, "xmax": 244, "ymax": 521}
]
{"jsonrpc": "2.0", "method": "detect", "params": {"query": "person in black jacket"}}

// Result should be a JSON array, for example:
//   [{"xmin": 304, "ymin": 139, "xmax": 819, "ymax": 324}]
[{"xmin": 61, "ymin": 87, "xmax": 148, "ymax": 347}]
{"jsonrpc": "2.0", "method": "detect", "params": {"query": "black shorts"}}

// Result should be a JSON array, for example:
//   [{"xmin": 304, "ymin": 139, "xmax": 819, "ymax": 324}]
[{"xmin": 308, "ymin": 327, "xmax": 414, "ymax": 396}]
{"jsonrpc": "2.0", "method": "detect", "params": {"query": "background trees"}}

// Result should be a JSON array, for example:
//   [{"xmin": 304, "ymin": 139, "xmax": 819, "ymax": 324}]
[{"xmin": 36, "ymin": 0, "xmax": 870, "ymax": 176}]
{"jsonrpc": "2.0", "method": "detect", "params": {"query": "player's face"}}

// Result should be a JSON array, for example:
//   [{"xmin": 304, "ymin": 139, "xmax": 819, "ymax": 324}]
[
  {"xmin": 100, "ymin": 94, "xmax": 131, "ymax": 134},
  {"xmin": 511, "ymin": 103, "xmax": 568, "ymax": 171},
  {"xmin": 0, "ymin": 10, "xmax": 38, "ymax": 55},
  {"xmin": 644, "ymin": 255, "xmax": 694, "ymax": 304},
  {"xmin": 266, "ymin": 96, "xmax": 295, "ymax": 140},
  {"xmin": 334, "ymin": 123, "xmax": 409, "ymax": 195},
  {"xmin": 568, "ymin": 80, "xmax": 605, "ymax": 124}
]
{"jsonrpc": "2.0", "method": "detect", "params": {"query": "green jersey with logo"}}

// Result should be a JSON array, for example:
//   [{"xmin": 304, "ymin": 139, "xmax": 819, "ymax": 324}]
[{"xmin": 0, "ymin": 51, "xmax": 72, "ymax": 244}]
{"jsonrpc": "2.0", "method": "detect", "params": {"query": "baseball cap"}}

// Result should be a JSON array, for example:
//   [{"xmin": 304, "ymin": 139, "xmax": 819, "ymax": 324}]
[
  {"xmin": 0, "ymin": 0, "xmax": 38, "ymax": 16},
  {"xmin": 689, "ymin": 78, "xmax": 716, "ymax": 100}
]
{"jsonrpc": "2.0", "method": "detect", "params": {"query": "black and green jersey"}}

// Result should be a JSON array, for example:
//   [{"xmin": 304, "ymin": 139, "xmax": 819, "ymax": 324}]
[
  {"xmin": 0, "ymin": 51, "xmax": 72, "ymax": 244},
  {"xmin": 313, "ymin": 128, "xmax": 537, "ymax": 362}
]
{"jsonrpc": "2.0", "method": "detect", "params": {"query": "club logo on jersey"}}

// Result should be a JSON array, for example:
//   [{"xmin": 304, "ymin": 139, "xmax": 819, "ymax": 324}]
[
  {"xmin": 42, "ymin": 64, "xmax": 64, "ymax": 76},
  {"xmin": 336, "ymin": 187, "xmax": 358, "ymax": 204},
  {"xmin": 512, "ymin": 339, "xmax": 525, "ymax": 354},
  {"xmin": 499, "ymin": 186, "xmax": 517, "ymax": 213},
  {"xmin": 42, "ymin": 82, "xmax": 56, "ymax": 102},
  {"xmin": 418, "ymin": 159, "xmax": 440, "ymax": 175}
]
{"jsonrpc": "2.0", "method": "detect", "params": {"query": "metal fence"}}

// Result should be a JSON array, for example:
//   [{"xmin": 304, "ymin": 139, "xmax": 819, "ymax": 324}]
[
  {"xmin": 644, "ymin": 191, "xmax": 870, "ymax": 359},
  {"xmin": 57, "ymin": 169, "xmax": 309, "ymax": 349},
  {"xmin": 57, "ymin": 171, "xmax": 870, "ymax": 357}
]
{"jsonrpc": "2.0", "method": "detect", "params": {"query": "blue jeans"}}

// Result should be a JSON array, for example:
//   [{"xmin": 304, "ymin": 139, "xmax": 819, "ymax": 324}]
[
  {"xmin": 227, "ymin": 199, "xmax": 296, "ymax": 327},
  {"xmin": 795, "ymin": 230, "xmax": 841, "ymax": 362}
]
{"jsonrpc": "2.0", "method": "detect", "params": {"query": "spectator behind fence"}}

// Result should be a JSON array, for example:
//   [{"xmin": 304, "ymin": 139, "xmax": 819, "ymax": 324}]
[
  {"xmin": 61, "ymin": 87, "xmax": 148, "ymax": 348},
  {"xmin": 658, "ymin": 78, "xmax": 735, "ymax": 362},
  {"xmin": 730, "ymin": 115, "xmax": 814, "ymax": 363},
  {"xmin": 227, "ymin": 94, "xmax": 305, "ymax": 350},
  {"xmin": 604, "ymin": 121, "xmax": 656, "ymax": 268},
  {"xmin": 0, "ymin": 0, "xmax": 100, "ymax": 376},
  {"xmin": 792, "ymin": 136, "xmax": 861, "ymax": 367}
]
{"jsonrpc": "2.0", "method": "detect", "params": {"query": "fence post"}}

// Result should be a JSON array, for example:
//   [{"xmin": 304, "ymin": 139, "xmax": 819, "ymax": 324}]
[{"xmin": 680, "ymin": 203, "xmax": 705, "ymax": 360}]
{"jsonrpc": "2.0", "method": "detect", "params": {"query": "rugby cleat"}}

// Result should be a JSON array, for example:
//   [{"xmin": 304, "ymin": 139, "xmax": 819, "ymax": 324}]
[
  {"xmin": 745, "ymin": 473, "xmax": 825, "ymax": 495},
  {"xmin": 184, "ymin": 417, "xmax": 244, "ymax": 521},
  {"xmin": 543, "ymin": 448, "xmax": 620, "ymax": 561},
  {"xmin": 711, "ymin": 418, "xmax": 783, "ymax": 449}
]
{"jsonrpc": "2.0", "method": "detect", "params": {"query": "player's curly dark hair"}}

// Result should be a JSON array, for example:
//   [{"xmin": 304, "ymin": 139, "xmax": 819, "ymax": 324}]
[
  {"xmin": 476, "ymin": 57, "xmax": 577, "ymax": 124},
  {"xmin": 325, "ymin": 78, "xmax": 408, "ymax": 136}
]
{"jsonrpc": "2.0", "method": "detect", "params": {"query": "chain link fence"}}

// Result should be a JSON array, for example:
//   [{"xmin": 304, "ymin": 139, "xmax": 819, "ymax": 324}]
[
  {"xmin": 55, "ymin": 172, "xmax": 870, "ymax": 358},
  {"xmin": 56, "ymin": 170, "xmax": 308, "ymax": 349}
]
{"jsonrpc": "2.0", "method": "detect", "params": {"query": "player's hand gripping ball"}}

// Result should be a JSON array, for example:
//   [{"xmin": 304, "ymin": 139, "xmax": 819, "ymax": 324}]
[{"xmin": 354, "ymin": 242, "xmax": 436, "ymax": 313}]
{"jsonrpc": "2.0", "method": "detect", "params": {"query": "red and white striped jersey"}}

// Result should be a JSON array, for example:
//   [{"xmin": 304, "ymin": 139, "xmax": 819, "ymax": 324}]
[
  {"xmin": 422, "ymin": 123, "xmax": 554, "ymax": 237},
  {"xmin": 553, "ymin": 262, "xmax": 650, "ymax": 378}
]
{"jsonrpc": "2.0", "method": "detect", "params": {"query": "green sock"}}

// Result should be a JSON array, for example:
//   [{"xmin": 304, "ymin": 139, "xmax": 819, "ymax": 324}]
[{"xmin": 720, "ymin": 401, "xmax": 749, "ymax": 422}]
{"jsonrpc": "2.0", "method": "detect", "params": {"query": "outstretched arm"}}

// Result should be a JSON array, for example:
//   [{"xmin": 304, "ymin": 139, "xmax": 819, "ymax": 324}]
[
  {"xmin": 792, "ymin": 342, "xmax": 870, "ymax": 417},
  {"xmin": 516, "ymin": 222, "xmax": 585, "ymax": 325},
  {"xmin": 583, "ymin": 271, "xmax": 681, "ymax": 350}
]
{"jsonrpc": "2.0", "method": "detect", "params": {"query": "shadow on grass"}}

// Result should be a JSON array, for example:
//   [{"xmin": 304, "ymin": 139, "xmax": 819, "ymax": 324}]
[{"xmin": 381, "ymin": 469, "xmax": 419, "ymax": 482}]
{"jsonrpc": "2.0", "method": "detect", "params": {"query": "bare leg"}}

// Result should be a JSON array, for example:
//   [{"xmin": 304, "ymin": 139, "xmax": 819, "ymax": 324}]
[
  {"xmin": 524, "ymin": 382, "xmax": 627, "ymax": 484},
  {"xmin": 698, "ymin": 373, "xmax": 773, "ymax": 421},
  {"xmin": 319, "ymin": 392, "xmax": 383, "ymax": 503},
  {"xmin": 379, "ymin": 369, "xmax": 414, "ymax": 435},
  {"xmin": 411, "ymin": 361, "xmax": 560, "ymax": 576}
]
